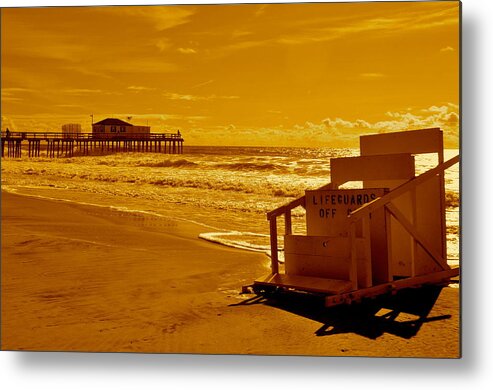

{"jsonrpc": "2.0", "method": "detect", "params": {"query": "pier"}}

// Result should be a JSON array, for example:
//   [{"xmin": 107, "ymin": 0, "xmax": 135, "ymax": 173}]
[{"xmin": 1, "ymin": 131, "xmax": 184, "ymax": 158}]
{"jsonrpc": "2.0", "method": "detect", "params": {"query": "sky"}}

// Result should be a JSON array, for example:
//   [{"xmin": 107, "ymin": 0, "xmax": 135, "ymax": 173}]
[{"xmin": 1, "ymin": 1, "xmax": 460, "ymax": 147}]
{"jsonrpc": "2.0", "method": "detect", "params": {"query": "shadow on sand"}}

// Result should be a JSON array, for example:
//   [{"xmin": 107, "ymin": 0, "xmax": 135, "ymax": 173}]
[{"xmin": 231, "ymin": 285, "xmax": 451, "ymax": 340}]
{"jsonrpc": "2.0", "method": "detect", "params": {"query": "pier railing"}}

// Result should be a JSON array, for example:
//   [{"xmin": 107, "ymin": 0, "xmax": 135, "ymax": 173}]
[{"xmin": 0, "ymin": 131, "xmax": 183, "ymax": 140}]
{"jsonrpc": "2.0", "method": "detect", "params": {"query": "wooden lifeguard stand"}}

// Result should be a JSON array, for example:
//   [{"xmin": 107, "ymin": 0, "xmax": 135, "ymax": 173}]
[{"xmin": 247, "ymin": 128, "xmax": 459, "ymax": 307}]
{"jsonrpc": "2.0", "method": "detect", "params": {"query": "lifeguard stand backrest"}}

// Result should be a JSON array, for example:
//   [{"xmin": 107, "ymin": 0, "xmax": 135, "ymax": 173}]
[
  {"xmin": 360, "ymin": 127, "xmax": 443, "ymax": 157},
  {"xmin": 359, "ymin": 128, "xmax": 446, "ymax": 277},
  {"xmin": 359, "ymin": 127, "xmax": 444, "ymax": 188},
  {"xmin": 330, "ymin": 153, "xmax": 415, "ymax": 189}
]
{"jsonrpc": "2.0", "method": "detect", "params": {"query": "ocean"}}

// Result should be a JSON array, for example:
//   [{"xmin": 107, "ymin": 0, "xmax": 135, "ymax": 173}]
[{"xmin": 1, "ymin": 145, "xmax": 460, "ymax": 265}]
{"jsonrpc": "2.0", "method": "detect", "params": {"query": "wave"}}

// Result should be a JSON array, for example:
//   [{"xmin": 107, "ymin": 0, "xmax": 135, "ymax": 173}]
[
  {"xmin": 75, "ymin": 171, "xmax": 304, "ymax": 199},
  {"xmin": 214, "ymin": 162, "xmax": 289, "ymax": 173},
  {"xmin": 445, "ymin": 191, "xmax": 460, "ymax": 209},
  {"xmin": 98, "ymin": 158, "xmax": 198, "ymax": 168},
  {"xmin": 199, "ymin": 231, "xmax": 284, "ymax": 262},
  {"xmin": 24, "ymin": 151, "xmax": 336, "ymax": 183},
  {"xmin": 92, "ymin": 154, "xmax": 319, "ymax": 175},
  {"xmin": 134, "ymin": 159, "xmax": 199, "ymax": 168},
  {"xmin": 199, "ymin": 231, "xmax": 270, "ymax": 252}
]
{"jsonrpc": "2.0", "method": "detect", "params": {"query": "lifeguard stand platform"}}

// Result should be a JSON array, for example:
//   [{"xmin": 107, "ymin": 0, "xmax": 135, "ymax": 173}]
[{"xmin": 246, "ymin": 128, "xmax": 459, "ymax": 307}]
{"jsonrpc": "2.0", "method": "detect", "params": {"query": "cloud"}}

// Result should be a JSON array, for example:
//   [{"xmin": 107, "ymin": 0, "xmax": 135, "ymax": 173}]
[
  {"xmin": 1, "ymin": 88, "xmax": 30, "ymax": 101},
  {"xmin": 191, "ymin": 79, "xmax": 214, "ymax": 89},
  {"xmin": 59, "ymin": 57, "xmax": 177, "ymax": 77},
  {"xmin": 114, "ymin": 6, "xmax": 195, "ymax": 31},
  {"xmin": 443, "ymin": 111, "xmax": 459, "ymax": 125},
  {"xmin": 209, "ymin": 94, "xmax": 239, "ymax": 100},
  {"xmin": 221, "ymin": 104, "xmax": 459, "ymax": 148},
  {"xmin": 289, "ymin": 8, "xmax": 457, "ymax": 45},
  {"xmin": 360, "ymin": 73, "xmax": 385, "ymax": 79},
  {"xmin": 14, "ymin": 37, "xmax": 89, "ymax": 62},
  {"xmin": 322, "ymin": 104, "xmax": 459, "ymax": 146},
  {"xmin": 155, "ymin": 38, "xmax": 171, "ymax": 52},
  {"xmin": 225, "ymin": 40, "xmax": 267, "ymax": 51},
  {"xmin": 422, "ymin": 105, "xmax": 449, "ymax": 114},
  {"xmin": 146, "ymin": 7, "xmax": 194, "ymax": 31},
  {"xmin": 255, "ymin": 5, "xmax": 269, "ymax": 17},
  {"xmin": 2, "ymin": 97, "xmax": 23, "ymax": 102},
  {"xmin": 63, "ymin": 89, "xmax": 103, "ymax": 95},
  {"xmin": 232, "ymin": 30, "xmax": 253, "ymax": 39},
  {"xmin": 178, "ymin": 47, "xmax": 197, "ymax": 54},
  {"xmin": 191, "ymin": 103, "xmax": 458, "ymax": 147},
  {"xmin": 2, "ymin": 87, "xmax": 33, "ymax": 93},
  {"xmin": 96, "ymin": 58, "xmax": 177, "ymax": 74},
  {"xmin": 162, "ymin": 92, "xmax": 239, "ymax": 101},
  {"xmin": 127, "ymin": 86, "xmax": 157, "ymax": 92},
  {"xmin": 322, "ymin": 118, "xmax": 371, "ymax": 130},
  {"xmin": 56, "ymin": 104, "xmax": 84, "ymax": 108},
  {"xmin": 221, "ymin": 3, "xmax": 458, "ymax": 53},
  {"xmin": 163, "ymin": 92, "xmax": 197, "ymax": 101}
]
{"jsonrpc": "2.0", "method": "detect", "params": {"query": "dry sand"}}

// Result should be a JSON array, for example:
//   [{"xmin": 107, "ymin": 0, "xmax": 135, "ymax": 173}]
[{"xmin": 1, "ymin": 191, "xmax": 460, "ymax": 357}]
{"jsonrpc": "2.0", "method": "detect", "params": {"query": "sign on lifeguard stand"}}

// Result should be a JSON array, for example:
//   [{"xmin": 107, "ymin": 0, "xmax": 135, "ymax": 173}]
[{"xmin": 250, "ymin": 128, "xmax": 459, "ymax": 307}]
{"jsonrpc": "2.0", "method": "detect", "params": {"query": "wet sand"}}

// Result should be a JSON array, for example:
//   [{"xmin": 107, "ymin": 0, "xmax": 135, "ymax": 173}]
[{"xmin": 1, "ymin": 191, "xmax": 460, "ymax": 357}]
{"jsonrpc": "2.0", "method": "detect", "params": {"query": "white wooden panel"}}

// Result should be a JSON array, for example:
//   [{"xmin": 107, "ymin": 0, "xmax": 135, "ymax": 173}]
[
  {"xmin": 361, "ymin": 170, "xmax": 415, "ymax": 279},
  {"xmin": 388, "ymin": 192, "xmax": 414, "ymax": 277},
  {"xmin": 414, "ymin": 174, "xmax": 446, "ymax": 275},
  {"xmin": 284, "ymin": 236, "xmax": 370, "ymax": 287},
  {"xmin": 285, "ymin": 253, "xmax": 350, "ymax": 280},
  {"xmin": 284, "ymin": 235, "xmax": 350, "ymax": 257},
  {"xmin": 375, "ymin": 174, "xmax": 446, "ymax": 278},
  {"xmin": 331, "ymin": 154, "xmax": 415, "ymax": 186},
  {"xmin": 360, "ymin": 128, "xmax": 442, "ymax": 156},
  {"xmin": 369, "ymin": 206, "xmax": 390, "ymax": 284}
]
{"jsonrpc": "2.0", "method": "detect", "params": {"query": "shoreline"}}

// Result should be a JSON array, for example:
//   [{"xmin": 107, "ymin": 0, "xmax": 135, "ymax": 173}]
[{"xmin": 1, "ymin": 190, "xmax": 460, "ymax": 357}]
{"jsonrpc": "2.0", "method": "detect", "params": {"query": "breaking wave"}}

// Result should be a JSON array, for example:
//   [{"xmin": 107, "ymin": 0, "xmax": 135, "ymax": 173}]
[
  {"xmin": 445, "ymin": 191, "xmax": 460, "ymax": 209},
  {"xmin": 198, "ymin": 231, "xmax": 286, "ymax": 263},
  {"xmin": 214, "ymin": 162, "xmax": 289, "ymax": 173},
  {"xmin": 98, "ymin": 158, "xmax": 199, "ymax": 168},
  {"xmin": 199, "ymin": 231, "xmax": 271, "ymax": 253},
  {"xmin": 133, "ymin": 159, "xmax": 199, "ymax": 168}
]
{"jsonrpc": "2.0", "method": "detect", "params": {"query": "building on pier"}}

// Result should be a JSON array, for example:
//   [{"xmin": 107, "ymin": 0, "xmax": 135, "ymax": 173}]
[{"xmin": 92, "ymin": 118, "xmax": 150, "ymax": 139}]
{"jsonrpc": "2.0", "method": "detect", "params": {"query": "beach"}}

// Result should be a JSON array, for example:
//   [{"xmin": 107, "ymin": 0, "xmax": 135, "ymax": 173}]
[{"xmin": 1, "ymin": 191, "xmax": 460, "ymax": 357}]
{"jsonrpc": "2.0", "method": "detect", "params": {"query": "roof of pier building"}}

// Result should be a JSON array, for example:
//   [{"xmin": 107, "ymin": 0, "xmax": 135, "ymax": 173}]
[{"xmin": 93, "ymin": 118, "xmax": 133, "ymax": 127}]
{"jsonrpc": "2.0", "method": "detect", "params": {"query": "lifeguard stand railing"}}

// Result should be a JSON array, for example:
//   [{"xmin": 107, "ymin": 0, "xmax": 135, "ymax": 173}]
[{"xmin": 248, "ymin": 128, "xmax": 459, "ymax": 307}]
